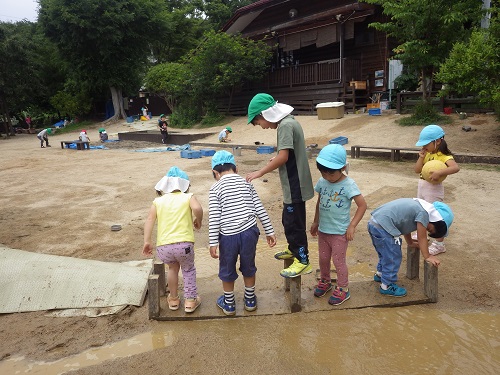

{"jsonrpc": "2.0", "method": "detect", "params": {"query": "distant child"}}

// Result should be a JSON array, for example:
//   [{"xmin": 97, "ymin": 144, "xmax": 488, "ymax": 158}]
[
  {"xmin": 246, "ymin": 93, "xmax": 314, "ymax": 278},
  {"xmin": 79, "ymin": 130, "xmax": 90, "ymax": 142},
  {"xmin": 158, "ymin": 114, "xmax": 169, "ymax": 144},
  {"xmin": 98, "ymin": 128, "xmax": 108, "ymax": 142},
  {"xmin": 368, "ymin": 198, "xmax": 453, "ymax": 297},
  {"xmin": 142, "ymin": 166, "xmax": 203, "ymax": 313},
  {"xmin": 218, "ymin": 127, "xmax": 232, "ymax": 142},
  {"xmin": 141, "ymin": 105, "xmax": 150, "ymax": 120},
  {"xmin": 414, "ymin": 125, "xmax": 460, "ymax": 255},
  {"xmin": 310, "ymin": 144, "xmax": 367, "ymax": 305},
  {"xmin": 37, "ymin": 128, "xmax": 52, "ymax": 148},
  {"xmin": 209, "ymin": 150, "xmax": 276, "ymax": 315}
]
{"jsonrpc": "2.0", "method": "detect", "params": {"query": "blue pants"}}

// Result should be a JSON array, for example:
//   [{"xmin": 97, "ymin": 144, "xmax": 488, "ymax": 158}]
[
  {"xmin": 367, "ymin": 222, "xmax": 402, "ymax": 285},
  {"xmin": 218, "ymin": 225, "xmax": 260, "ymax": 282}
]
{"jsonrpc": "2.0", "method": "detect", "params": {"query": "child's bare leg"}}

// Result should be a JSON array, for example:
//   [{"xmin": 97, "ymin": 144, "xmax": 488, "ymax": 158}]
[
  {"xmin": 167, "ymin": 262, "xmax": 180, "ymax": 297},
  {"xmin": 222, "ymin": 280, "xmax": 235, "ymax": 293}
]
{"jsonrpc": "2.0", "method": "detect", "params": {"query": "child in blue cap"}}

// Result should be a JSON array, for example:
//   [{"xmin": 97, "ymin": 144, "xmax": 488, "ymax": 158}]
[
  {"xmin": 209, "ymin": 150, "xmax": 276, "ymax": 315},
  {"xmin": 368, "ymin": 198, "xmax": 453, "ymax": 297},
  {"xmin": 246, "ymin": 93, "xmax": 314, "ymax": 278},
  {"xmin": 310, "ymin": 144, "xmax": 367, "ymax": 305},
  {"xmin": 414, "ymin": 125, "xmax": 460, "ymax": 255},
  {"xmin": 142, "ymin": 166, "xmax": 204, "ymax": 313}
]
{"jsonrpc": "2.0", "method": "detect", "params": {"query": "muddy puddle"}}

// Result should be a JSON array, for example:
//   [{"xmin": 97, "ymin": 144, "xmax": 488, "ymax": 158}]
[{"xmin": 2, "ymin": 307, "xmax": 498, "ymax": 374}]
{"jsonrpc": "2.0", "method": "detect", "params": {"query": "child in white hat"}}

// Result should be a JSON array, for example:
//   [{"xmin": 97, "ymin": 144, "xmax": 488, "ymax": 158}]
[{"xmin": 142, "ymin": 166, "xmax": 203, "ymax": 313}]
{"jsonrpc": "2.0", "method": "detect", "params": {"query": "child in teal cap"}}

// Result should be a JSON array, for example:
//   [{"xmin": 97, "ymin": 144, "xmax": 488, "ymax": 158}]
[
  {"xmin": 246, "ymin": 93, "xmax": 314, "ymax": 278},
  {"xmin": 310, "ymin": 144, "xmax": 367, "ymax": 305},
  {"xmin": 414, "ymin": 125, "xmax": 460, "ymax": 255},
  {"xmin": 37, "ymin": 128, "xmax": 52, "ymax": 148},
  {"xmin": 142, "ymin": 166, "xmax": 204, "ymax": 313},
  {"xmin": 368, "ymin": 198, "xmax": 453, "ymax": 297},
  {"xmin": 209, "ymin": 150, "xmax": 276, "ymax": 315}
]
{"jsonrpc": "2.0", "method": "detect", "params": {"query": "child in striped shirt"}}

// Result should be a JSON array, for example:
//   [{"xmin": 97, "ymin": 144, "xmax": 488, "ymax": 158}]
[{"xmin": 209, "ymin": 150, "xmax": 277, "ymax": 315}]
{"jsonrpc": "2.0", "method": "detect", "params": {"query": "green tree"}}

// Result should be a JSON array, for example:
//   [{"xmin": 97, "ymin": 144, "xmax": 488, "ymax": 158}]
[
  {"xmin": 437, "ymin": 7, "xmax": 500, "ymax": 115},
  {"xmin": 38, "ymin": 0, "xmax": 169, "ymax": 122},
  {"xmin": 363, "ymin": 0, "xmax": 484, "ymax": 100},
  {"xmin": 144, "ymin": 62, "xmax": 190, "ymax": 112},
  {"xmin": 187, "ymin": 30, "xmax": 271, "ymax": 113}
]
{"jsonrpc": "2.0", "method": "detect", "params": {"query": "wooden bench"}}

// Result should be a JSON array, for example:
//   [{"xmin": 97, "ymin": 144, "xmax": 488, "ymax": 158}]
[
  {"xmin": 60, "ymin": 141, "xmax": 90, "ymax": 150},
  {"xmin": 351, "ymin": 145, "xmax": 419, "ymax": 162}
]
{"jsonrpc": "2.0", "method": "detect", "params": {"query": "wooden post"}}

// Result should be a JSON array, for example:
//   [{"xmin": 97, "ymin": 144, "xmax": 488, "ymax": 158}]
[
  {"xmin": 406, "ymin": 245, "xmax": 420, "ymax": 280},
  {"xmin": 153, "ymin": 261, "xmax": 166, "ymax": 296},
  {"xmin": 283, "ymin": 259, "xmax": 301, "ymax": 313},
  {"xmin": 424, "ymin": 261, "xmax": 439, "ymax": 302},
  {"xmin": 148, "ymin": 274, "xmax": 160, "ymax": 319}
]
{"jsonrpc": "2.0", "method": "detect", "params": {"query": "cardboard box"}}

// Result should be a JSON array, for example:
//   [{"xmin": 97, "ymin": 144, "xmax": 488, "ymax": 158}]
[
  {"xmin": 350, "ymin": 81, "xmax": 367, "ymax": 90},
  {"xmin": 316, "ymin": 102, "xmax": 345, "ymax": 120}
]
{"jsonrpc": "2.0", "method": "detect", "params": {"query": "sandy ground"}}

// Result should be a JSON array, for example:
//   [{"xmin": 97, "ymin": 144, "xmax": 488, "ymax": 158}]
[{"xmin": 0, "ymin": 111, "xmax": 499, "ymax": 374}]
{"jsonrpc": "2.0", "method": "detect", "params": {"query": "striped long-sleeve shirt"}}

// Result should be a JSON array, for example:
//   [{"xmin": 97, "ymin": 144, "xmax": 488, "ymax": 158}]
[{"xmin": 208, "ymin": 173, "xmax": 275, "ymax": 246}]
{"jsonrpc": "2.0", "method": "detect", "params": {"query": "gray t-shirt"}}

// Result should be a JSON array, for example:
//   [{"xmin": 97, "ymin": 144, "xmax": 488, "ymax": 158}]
[
  {"xmin": 276, "ymin": 115, "xmax": 314, "ymax": 204},
  {"xmin": 371, "ymin": 198, "xmax": 429, "ymax": 237}
]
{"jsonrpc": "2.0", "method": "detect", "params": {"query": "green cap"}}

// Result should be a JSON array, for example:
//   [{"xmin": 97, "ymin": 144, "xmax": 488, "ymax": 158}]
[
  {"xmin": 247, "ymin": 93, "xmax": 276, "ymax": 124},
  {"xmin": 46, "ymin": 128, "xmax": 52, "ymax": 134},
  {"xmin": 226, "ymin": 127, "xmax": 232, "ymax": 132},
  {"xmin": 98, "ymin": 128, "xmax": 106, "ymax": 133}
]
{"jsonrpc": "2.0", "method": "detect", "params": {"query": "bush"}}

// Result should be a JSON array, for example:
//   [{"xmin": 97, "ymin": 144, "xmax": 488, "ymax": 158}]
[{"xmin": 398, "ymin": 100, "xmax": 452, "ymax": 126}]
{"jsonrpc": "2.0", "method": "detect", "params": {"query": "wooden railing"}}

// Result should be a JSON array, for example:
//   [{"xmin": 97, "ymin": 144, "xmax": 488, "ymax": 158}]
[{"xmin": 258, "ymin": 58, "xmax": 361, "ymax": 89}]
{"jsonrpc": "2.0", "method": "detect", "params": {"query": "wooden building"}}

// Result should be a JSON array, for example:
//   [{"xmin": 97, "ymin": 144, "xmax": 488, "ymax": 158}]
[{"xmin": 220, "ymin": 0, "xmax": 395, "ymax": 115}]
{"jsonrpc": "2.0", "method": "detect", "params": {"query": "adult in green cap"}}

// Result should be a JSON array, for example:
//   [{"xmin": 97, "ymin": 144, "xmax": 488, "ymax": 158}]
[{"xmin": 246, "ymin": 93, "xmax": 314, "ymax": 279}]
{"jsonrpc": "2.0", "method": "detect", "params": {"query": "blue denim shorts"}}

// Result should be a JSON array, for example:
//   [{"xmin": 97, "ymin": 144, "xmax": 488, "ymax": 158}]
[{"xmin": 218, "ymin": 225, "xmax": 260, "ymax": 282}]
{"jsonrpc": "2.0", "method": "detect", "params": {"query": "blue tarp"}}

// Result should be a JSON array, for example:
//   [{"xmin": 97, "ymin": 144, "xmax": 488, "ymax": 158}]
[
  {"xmin": 134, "ymin": 144, "xmax": 191, "ymax": 153},
  {"xmin": 53, "ymin": 120, "xmax": 65, "ymax": 128},
  {"xmin": 64, "ymin": 142, "xmax": 107, "ymax": 150}
]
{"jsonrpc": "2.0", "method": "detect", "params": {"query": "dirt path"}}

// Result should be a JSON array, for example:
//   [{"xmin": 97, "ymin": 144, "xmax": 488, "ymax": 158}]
[{"xmin": 0, "ymin": 111, "xmax": 499, "ymax": 373}]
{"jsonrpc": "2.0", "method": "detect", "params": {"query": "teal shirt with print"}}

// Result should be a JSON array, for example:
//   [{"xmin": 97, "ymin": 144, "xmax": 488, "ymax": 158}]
[{"xmin": 314, "ymin": 176, "xmax": 361, "ymax": 235}]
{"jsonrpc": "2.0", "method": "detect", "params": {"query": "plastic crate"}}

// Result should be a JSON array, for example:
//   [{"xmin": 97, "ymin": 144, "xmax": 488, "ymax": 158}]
[
  {"xmin": 329, "ymin": 136, "xmax": 348, "ymax": 145},
  {"xmin": 368, "ymin": 108, "xmax": 381, "ymax": 116},
  {"xmin": 256, "ymin": 146, "xmax": 275, "ymax": 154},
  {"xmin": 200, "ymin": 149, "xmax": 216, "ymax": 157},
  {"xmin": 180, "ymin": 150, "xmax": 202, "ymax": 159}
]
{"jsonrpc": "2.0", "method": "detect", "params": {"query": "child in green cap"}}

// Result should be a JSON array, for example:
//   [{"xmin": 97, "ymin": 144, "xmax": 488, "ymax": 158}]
[
  {"xmin": 218, "ymin": 127, "xmax": 232, "ymax": 142},
  {"xmin": 158, "ymin": 114, "xmax": 169, "ymax": 144},
  {"xmin": 37, "ymin": 128, "xmax": 52, "ymax": 148},
  {"xmin": 246, "ymin": 93, "xmax": 314, "ymax": 278}
]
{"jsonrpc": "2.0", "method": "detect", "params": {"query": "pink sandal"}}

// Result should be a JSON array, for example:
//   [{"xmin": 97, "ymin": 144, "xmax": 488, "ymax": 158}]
[
  {"xmin": 167, "ymin": 294, "xmax": 180, "ymax": 311},
  {"xmin": 184, "ymin": 296, "xmax": 201, "ymax": 313}
]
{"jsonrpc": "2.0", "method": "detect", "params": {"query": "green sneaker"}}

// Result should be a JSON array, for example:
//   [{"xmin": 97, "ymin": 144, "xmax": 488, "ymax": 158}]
[
  {"xmin": 280, "ymin": 258, "xmax": 312, "ymax": 278},
  {"xmin": 274, "ymin": 248, "xmax": 294, "ymax": 260}
]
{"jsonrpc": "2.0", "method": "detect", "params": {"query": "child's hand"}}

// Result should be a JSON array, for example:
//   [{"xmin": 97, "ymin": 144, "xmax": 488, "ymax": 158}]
[
  {"xmin": 193, "ymin": 217, "xmax": 201, "ymax": 230},
  {"xmin": 310, "ymin": 222, "xmax": 319, "ymax": 236},
  {"xmin": 418, "ymin": 149, "xmax": 426, "ymax": 158},
  {"xmin": 266, "ymin": 235, "xmax": 277, "ymax": 247},
  {"xmin": 425, "ymin": 255, "xmax": 441, "ymax": 267},
  {"xmin": 209, "ymin": 245, "xmax": 219, "ymax": 259},
  {"xmin": 346, "ymin": 225, "xmax": 355, "ymax": 241},
  {"xmin": 246, "ymin": 170, "xmax": 262, "ymax": 182},
  {"xmin": 142, "ymin": 243, "xmax": 153, "ymax": 257}
]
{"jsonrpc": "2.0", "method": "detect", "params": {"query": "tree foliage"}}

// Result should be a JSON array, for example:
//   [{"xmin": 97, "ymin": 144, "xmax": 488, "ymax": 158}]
[
  {"xmin": 437, "ymin": 7, "xmax": 500, "ymax": 116},
  {"xmin": 144, "ymin": 63, "xmax": 190, "ymax": 112},
  {"xmin": 38, "ymin": 0, "xmax": 169, "ymax": 121},
  {"xmin": 363, "ymin": 0, "xmax": 484, "ymax": 99}
]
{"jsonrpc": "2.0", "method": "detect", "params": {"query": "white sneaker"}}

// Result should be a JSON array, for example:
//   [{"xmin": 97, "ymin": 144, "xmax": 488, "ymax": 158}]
[{"xmin": 428, "ymin": 241, "xmax": 446, "ymax": 255}]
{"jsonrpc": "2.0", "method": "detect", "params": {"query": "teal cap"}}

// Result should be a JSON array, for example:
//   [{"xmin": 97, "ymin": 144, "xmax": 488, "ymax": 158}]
[
  {"xmin": 416, "ymin": 125, "xmax": 445, "ymax": 146},
  {"xmin": 166, "ymin": 166, "xmax": 189, "ymax": 181},
  {"xmin": 316, "ymin": 144, "xmax": 347, "ymax": 169},
  {"xmin": 212, "ymin": 150, "xmax": 236, "ymax": 169},
  {"xmin": 433, "ymin": 201, "xmax": 454, "ymax": 236}
]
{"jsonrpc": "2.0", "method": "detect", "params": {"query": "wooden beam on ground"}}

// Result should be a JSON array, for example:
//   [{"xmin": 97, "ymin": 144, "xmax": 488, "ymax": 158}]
[
  {"xmin": 153, "ymin": 261, "xmax": 166, "ymax": 296},
  {"xmin": 424, "ymin": 261, "xmax": 438, "ymax": 302},
  {"xmin": 406, "ymin": 246, "xmax": 420, "ymax": 280}
]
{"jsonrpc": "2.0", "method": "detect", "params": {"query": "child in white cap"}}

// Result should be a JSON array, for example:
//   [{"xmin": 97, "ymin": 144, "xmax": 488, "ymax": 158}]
[
  {"xmin": 310, "ymin": 144, "xmax": 367, "ymax": 306},
  {"xmin": 414, "ymin": 125, "xmax": 460, "ymax": 255},
  {"xmin": 246, "ymin": 93, "xmax": 314, "ymax": 278},
  {"xmin": 209, "ymin": 150, "xmax": 276, "ymax": 315},
  {"xmin": 142, "ymin": 166, "xmax": 203, "ymax": 313},
  {"xmin": 368, "ymin": 198, "xmax": 453, "ymax": 297}
]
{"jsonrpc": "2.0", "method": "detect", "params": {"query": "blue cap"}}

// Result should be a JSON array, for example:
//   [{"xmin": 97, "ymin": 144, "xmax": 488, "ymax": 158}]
[
  {"xmin": 316, "ymin": 144, "xmax": 347, "ymax": 169},
  {"xmin": 433, "ymin": 201, "xmax": 454, "ymax": 236},
  {"xmin": 416, "ymin": 125, "xmax": 445, "ymax": 146},
  {"xmin": 166, "ymin": 166, "xmax": 189, "ymax": 181},
  {"xmin": 211, "ymin": 150, "xmax": 236, "ymax": 169}
]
